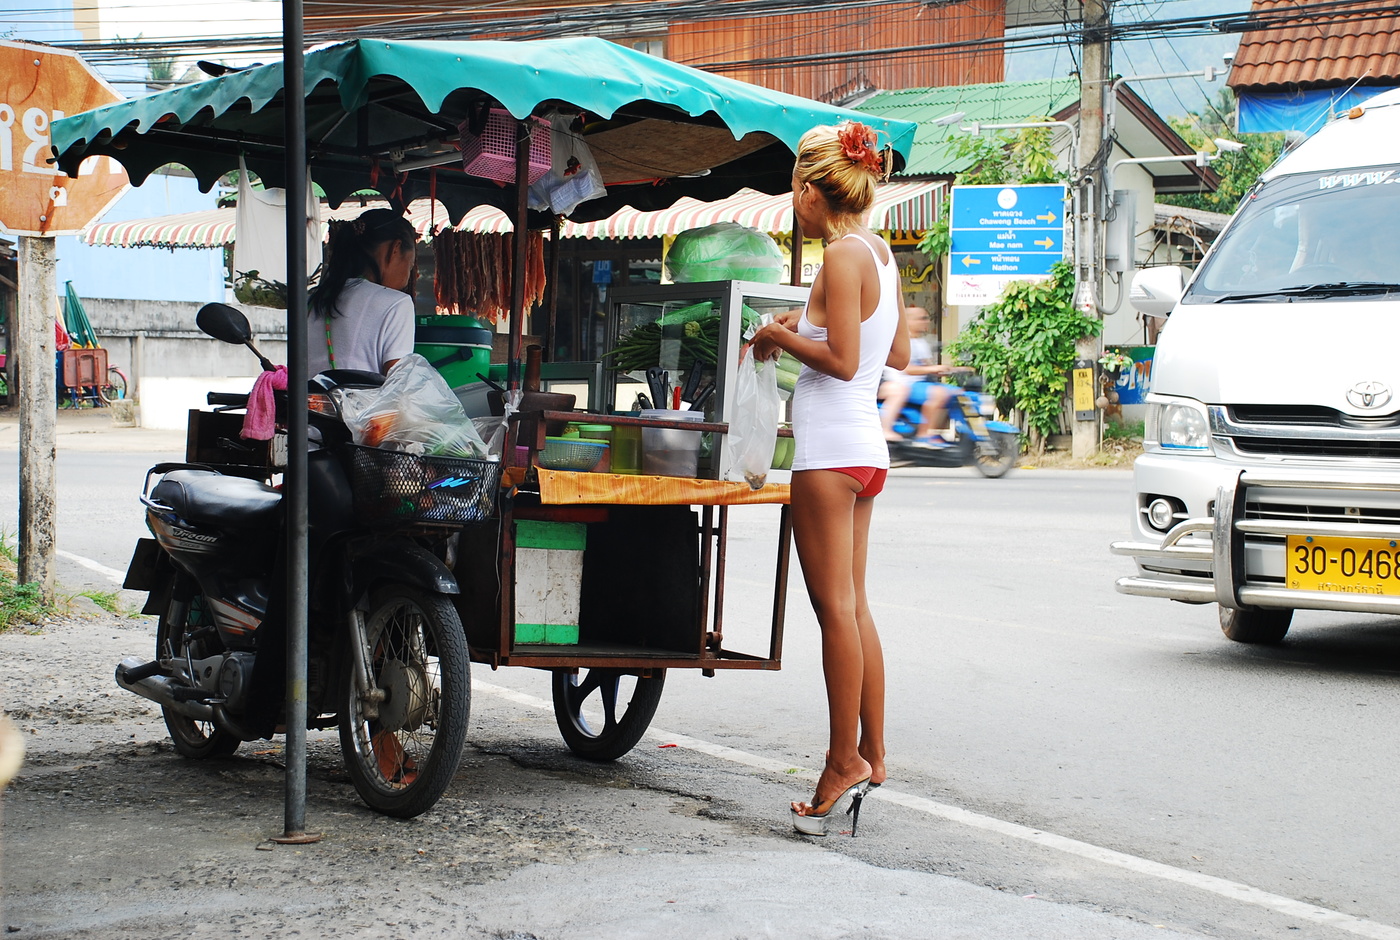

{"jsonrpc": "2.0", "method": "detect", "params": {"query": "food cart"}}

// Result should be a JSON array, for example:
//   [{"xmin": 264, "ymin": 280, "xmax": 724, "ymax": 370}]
[{"xmin": 52, "ymin": 38, "xmax": 915, "ymax": 768}]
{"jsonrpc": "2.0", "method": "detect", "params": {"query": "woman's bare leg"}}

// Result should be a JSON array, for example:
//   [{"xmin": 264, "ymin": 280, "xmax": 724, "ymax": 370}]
[
  {"xmin": 789, "ymin": 469, "xmax": 873, "ymax": 813},
  {"xmin": 851, "ymin": 494, "xmax": 886, "ymax": 785}
]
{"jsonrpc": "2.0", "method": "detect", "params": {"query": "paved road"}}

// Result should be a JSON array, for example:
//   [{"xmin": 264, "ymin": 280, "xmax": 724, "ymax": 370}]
[{"xmin": 8, "ymin": 422, "xmax": 1400, "ymax": 938}]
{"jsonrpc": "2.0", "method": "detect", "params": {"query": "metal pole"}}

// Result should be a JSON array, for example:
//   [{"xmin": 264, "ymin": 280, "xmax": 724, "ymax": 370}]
[
  {"xmin": 508, "ymin": 118, "xmax": 531, "ymax": 389},
  {"xmin": 272, "ymin": 0, "xmax": 319, "ymax": 846},
  {"xmin": 16, "ymin": 236, "xmax": 56, "ymax": 602},
  {"xmin": 1073, "ymin": 0, "xmax": 1111, "ymax": 461},
  {"xmin": 544, "ymin": 215, "xmax": 560, "ymax": 360}
]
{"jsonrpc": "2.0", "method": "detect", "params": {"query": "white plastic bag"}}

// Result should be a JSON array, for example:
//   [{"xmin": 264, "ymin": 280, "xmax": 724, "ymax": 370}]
[
  {"xmin": 336, "ymin": 354, "xmax": 490, "ymax": 459},
  {"xmin": 528, "ymin": 111, "xmax": 608, "ymax": 216},
  {"xmin": 723, "ymin": 346, "xmax": 781, "ymax": 489}
]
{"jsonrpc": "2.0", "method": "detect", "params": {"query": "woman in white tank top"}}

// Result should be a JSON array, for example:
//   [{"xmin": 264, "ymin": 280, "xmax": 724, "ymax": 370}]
[{"xmin": 751, "ymin": 121, "xmax": 909, "ymax": 837}]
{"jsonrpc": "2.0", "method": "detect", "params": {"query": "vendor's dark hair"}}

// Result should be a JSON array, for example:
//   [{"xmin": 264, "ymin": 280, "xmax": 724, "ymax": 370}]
[{"xmin": 310, "ymin": 208, "xmax": 416, "ymax": 318}]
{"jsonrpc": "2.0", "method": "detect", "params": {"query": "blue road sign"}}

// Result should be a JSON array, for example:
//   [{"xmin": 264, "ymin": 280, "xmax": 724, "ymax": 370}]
[{"xmin": 947, "ymin": 185, "xmax": 1067, "ymax": 301}]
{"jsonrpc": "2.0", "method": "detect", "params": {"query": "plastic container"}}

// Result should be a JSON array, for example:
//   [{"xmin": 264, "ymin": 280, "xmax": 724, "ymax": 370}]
[
  {"xmin": 415, "ymin": 315, "xmax": 494, "ymax": 390},
  {"xmin": 458, "ymin": 109, "xmax": 552, "ymax": 184},
  {"xmin": 610, "ymin": 423, "xmax": 643, "ymax": 474},
  {"xmin": 640, "ymin": 409, "xmax": 705, "ymax": 477},
  {"xmin": 576, "ymin": 424, "xmax": 613, "ymax": 472},
  {"xmin": 538, "ymin": 437, "xmax": 608, "ymax": 472}
]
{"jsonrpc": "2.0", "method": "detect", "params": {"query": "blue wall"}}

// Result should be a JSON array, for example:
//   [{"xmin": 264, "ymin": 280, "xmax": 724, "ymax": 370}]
[
  {"xmin": 54, "ymin": 176, "xmax": 226, "ymax": 303},
  {"xmin": 13, "ymin": 0, "xmax": 226, "ymax": 303}
]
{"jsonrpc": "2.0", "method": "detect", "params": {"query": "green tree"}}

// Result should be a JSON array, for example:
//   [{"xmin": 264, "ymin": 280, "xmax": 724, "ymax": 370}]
[
  {"xmin": 917, "ymin": 125, "xmax": 1091, "ymax": 450},
  {"xmin": 918, "ymin": 124, "xmax": 1064, "ymax": 260},
  {"xmin": 1158, "ymin": 88, "xmax": 1285, "ymax": 215},
  {"xmin": 947, "ymin": 260, "xmax": 1101, "ymax": 449}
]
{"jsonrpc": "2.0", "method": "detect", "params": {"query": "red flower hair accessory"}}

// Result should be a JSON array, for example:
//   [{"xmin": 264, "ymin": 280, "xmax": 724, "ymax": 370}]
[{"xmin": 836, "ymin": 121, "xmax": 884, "ymax": 176}]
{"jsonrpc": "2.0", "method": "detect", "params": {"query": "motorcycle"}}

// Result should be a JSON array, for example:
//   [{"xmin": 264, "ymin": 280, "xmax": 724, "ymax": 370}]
[
  {"xmin": 116, "ymin": 303, "xmax": 478, "ymax": 818},
  {"xmin": 884, "ymin": 375, "xmax": 1021, "ymax": 478}
]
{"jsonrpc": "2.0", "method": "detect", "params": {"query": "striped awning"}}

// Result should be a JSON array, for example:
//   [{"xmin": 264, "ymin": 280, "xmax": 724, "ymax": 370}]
[{"xmin": 86, "ymin": 180, "xmax": 944, "ymax": 248}]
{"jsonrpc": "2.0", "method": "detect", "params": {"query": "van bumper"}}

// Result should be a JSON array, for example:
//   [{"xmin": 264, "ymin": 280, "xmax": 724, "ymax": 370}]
[{"xmin": 1111, "ymin": 459, "xmax": 1400, "ymax": 615}]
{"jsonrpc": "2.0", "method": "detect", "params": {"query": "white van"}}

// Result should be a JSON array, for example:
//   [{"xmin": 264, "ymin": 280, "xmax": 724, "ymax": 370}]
[{"xmin": 1111, "ymin": 88, "xmax": 1400, "ymax": 644}]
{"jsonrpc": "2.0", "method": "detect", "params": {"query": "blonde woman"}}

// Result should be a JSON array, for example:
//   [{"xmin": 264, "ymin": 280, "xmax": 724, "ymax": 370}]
[{"xmin": 751, "ymin": 122, "xmax": 907, "ymax": 836}]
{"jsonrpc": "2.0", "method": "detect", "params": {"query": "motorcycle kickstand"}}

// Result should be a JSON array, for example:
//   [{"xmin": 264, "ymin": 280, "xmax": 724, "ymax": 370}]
[{"xmin": 348, "ymin": 608, "xmax": 385, "ymax": 721}]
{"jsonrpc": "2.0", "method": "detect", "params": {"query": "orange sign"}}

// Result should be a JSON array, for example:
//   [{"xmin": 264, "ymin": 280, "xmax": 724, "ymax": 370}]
[{"xmin": 0, "ymin": 40, "xmax": 129, "ymax": 237}]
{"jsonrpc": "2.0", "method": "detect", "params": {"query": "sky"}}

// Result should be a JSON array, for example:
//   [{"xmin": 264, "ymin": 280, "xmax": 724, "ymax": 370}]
[
  {"xmin": 8, "ymin": 0, "xmax": 1253, "ymax": 122},
  {"xmin": 1005, "ymin": 0, "xmax": 1255, "ymax": 123}
]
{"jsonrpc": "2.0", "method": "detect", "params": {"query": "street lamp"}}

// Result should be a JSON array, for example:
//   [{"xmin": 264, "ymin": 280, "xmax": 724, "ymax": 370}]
[
  {"xmin": 1106, "ymin": 67, "xmax": 1220, "ymax": 134},
  {"xmin": 959, "ymin": 118, "xmax": 1079, "ymax": 159},
  {"xmin": 956, "ymin": 118, "xmax": 1083, "ymax": 270}
]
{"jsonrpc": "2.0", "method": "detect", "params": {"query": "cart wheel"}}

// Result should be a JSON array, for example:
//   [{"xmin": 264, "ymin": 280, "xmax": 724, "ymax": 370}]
[{"xmin": 551, "ymin": 668, "xmax": 665, "ymax": 762}]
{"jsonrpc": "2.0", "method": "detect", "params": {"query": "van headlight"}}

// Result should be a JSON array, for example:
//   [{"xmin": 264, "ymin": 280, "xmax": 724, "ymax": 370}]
[{"xmin": 1144, "ymin": 397, "xmax": 1213, "ymax": 453}]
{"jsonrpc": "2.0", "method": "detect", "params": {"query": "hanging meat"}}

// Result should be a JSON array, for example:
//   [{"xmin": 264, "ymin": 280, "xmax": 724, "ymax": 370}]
[{"xmin": 433, "ymin": 227, "xmax": 549, "ymax": 324}]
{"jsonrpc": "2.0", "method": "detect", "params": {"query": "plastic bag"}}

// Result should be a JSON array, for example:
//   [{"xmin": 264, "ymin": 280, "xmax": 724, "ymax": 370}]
[
  {"xmin": 665, "ymin": 223, "xmax": 784, "ymax": 284},
  {"xmin": 335, "ymin": 354, "xmax": 490, "ymax": 459},
  {"xmin": 528, "ymin": 110, "xmax": 608, "ymax": 216},
  {"xmin": 723, "ymin": 346, "xmax": 781, "ymax": 489}
]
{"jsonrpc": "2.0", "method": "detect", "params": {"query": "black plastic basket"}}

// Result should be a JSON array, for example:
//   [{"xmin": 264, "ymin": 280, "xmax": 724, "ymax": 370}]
[{"xmin": 347, "ymin": 444, "xmax": 501, "ymax": 527}]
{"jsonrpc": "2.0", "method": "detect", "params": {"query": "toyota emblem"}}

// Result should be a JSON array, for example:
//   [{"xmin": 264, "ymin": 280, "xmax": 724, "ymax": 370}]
[{"xmin": 1346, "ymin": 381, "xmax": 1393, "ymax": 410}]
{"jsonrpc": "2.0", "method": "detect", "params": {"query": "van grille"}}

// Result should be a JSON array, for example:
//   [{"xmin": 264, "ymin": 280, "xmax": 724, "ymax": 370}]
[
  {"xmin": 1212, "ymin": 405, "xmax": 1400, "ymax": 462},
  {"xmin": 1228, "ymin": 405, "xmax": 1400, "ymax": 430},
  {"xmin": 1230, "ymin": 437, "xmax": 1400, "ymax": 460}
]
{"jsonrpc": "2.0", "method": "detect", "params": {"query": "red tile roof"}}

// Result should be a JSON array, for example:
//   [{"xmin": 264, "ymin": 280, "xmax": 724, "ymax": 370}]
[{"xmin": 1228, "ymin": 0, "xmax": 1400, "ymax": 90}]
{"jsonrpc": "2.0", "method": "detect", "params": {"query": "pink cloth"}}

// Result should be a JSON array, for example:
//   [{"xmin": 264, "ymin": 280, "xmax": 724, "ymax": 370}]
[{"xmin": 240, "ymin": 365, "xmax": 288, "ymax": 440}]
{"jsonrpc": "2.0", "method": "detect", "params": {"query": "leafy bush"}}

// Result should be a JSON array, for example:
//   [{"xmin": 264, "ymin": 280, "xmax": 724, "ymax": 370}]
[{"xmin": 947, "ymin": 260, "xmax": 1102, "ymax": 446}]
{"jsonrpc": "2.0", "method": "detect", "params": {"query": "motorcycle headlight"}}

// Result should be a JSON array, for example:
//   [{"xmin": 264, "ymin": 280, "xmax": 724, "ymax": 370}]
[{"xmin": 1145, "ymin": 397, "xmax": 1212, "ymax": 453}]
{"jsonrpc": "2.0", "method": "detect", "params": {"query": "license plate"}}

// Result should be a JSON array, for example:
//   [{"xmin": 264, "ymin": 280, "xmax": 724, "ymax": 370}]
[{"xmin": 1285, "ymin": 535, "xmax": 1400, "ymax": 594}]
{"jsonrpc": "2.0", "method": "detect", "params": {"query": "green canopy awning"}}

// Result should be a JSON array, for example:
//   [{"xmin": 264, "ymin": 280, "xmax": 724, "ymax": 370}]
[{"xmin": 52, "ymin": 37, "xmax": 916, "ymax": 226}]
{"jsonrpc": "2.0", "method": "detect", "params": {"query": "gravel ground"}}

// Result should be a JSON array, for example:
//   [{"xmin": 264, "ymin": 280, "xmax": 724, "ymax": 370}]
[{"xmin": 1, "ymin": 608, "xmax": 1210, "ymax": 940}]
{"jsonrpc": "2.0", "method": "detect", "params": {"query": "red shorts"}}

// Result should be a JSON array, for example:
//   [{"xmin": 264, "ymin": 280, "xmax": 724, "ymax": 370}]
[{"xmin": 826, "ymin": 466, "xmax": 888, "ymax": 498}]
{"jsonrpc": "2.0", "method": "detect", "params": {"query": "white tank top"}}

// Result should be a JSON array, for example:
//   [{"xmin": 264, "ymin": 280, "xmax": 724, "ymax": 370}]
[{"xmin": 791, "ymin": 234, "xmax": 901, "ymax": 471}]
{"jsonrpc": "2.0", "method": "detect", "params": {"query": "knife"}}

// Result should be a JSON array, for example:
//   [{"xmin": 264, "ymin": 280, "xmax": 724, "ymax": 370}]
[
  {"xmin": 681, "ymin": 357, "xmax": 705, "ymax": 404},
  {"xmin": 645, "ymin": 366, "xmax": 666, "ymax": 409},
  {"xmin": 689, "ymin": 381, "xmax": 716, "ymax": 412}
]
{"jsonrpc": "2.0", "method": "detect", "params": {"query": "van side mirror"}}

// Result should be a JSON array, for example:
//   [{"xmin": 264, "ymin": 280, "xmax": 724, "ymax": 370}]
[{"xmin": 1129, "ymin": 267, "xmax": 1185, "ymax": 318}]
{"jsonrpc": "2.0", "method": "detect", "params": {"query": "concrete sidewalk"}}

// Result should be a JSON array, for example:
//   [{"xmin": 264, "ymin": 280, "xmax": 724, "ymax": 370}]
[{"xmin": 0, "ymin": 406, "xmax": 186, "ymax": 454}]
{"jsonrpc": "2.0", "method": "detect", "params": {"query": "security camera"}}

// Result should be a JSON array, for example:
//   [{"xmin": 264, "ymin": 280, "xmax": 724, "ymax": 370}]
[{"xmin": 1213, "ymin": 137, "xmax": 1246, "ymax": 153}]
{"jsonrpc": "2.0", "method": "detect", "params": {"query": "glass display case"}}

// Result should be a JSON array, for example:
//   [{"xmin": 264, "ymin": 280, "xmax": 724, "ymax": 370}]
[{"xmin": 605, "ymin": 280, "xmax": 809, "ymax": 479}]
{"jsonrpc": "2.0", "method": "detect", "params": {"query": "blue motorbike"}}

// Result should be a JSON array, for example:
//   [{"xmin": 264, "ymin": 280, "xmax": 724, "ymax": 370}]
[{"xmin": 884, "ymin": 376, "xmax": 1021, "ymax": 478}]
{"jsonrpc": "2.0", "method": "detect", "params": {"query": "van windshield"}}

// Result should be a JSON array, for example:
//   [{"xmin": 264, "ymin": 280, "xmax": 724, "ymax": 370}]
[{"xmin": 1184, "ymin": 164, "xmax": 1400, "ymax": 303}]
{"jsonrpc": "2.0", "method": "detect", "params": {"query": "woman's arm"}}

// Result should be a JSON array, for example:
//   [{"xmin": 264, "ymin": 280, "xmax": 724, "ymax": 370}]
[
  {"xmin": 886, "ymin": 320, "xmax": 910, "ymax": 371},
  {"xmin": 751, "ymin": 239, "xmax": 870, "ymax": 381}
]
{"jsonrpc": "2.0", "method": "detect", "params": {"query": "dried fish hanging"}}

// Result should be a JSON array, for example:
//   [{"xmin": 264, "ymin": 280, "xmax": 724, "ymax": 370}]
[{"xmin": 433, "ymin": 229, "xmax": 547, "ymax": 324}]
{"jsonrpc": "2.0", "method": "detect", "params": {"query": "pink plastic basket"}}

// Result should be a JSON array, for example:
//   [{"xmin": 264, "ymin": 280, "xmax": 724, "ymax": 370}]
[{"xmin": 457, "ymin": 110, "xmax": 552, "ymax": 185}]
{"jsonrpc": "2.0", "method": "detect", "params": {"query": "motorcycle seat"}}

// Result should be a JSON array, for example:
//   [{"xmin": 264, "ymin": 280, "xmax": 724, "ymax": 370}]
[{"xmin": 151, "ymin": 469, "xmax": 282, "ymax": 528}]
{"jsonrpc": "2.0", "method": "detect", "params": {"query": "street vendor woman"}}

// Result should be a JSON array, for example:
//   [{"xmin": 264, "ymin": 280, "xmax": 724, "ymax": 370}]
[
  {"xmin": 751, "ymin": 121, "xmax": 905, "ymax": 837},
  {"xmin": 308, "ymin": 208, "xmax": 418, "ymax": 376}
]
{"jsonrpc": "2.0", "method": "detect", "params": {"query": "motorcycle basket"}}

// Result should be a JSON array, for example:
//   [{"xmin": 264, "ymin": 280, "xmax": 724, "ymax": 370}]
[{"xmin": 347, "ymin": 444, "xmax": 501, "ymax": 527}]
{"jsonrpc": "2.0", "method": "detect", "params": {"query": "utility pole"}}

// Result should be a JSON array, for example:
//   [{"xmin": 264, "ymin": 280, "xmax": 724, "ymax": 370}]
[
  {"xmin": 17, "ymin": 236, "xmax": 57, "ymax": 600},
  {"xmin": 1073, "ymin": 0, "xmax": 1112, "ymax": 461}
]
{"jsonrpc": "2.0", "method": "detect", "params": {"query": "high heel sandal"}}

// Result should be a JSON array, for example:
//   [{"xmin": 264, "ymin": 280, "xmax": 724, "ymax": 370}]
[{"xmin": 790, "ymin": 777, "xmax": 871, "ymax": 837}]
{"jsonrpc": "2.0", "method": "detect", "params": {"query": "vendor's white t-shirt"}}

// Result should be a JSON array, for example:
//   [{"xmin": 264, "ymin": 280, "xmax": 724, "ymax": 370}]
[{"xmin": 308, "ymin": 278, "xmax": 416, "ymax": 375}]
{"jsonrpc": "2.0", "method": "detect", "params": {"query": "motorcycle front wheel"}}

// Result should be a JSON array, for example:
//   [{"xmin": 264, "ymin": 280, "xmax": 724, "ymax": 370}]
[
  {"xmin": 974, "ymin": 431, "xmax": 1020, "ymax": 479},
  {"xmin": 157, "ymin": 592, "xmax": 241, "ymax": 759},
  {"xmin": 338, "ymin": 587, "xmax": 470, "ymax": 819}
]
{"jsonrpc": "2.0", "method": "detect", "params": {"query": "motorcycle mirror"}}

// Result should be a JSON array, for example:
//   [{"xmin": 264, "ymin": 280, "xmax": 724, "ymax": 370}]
[
  {"xmin": 196, "ymin": 303, "xmax": 253, "ymax": 345},
  {"xmin": 196, "ymin": 303, "xmax": 277, "ymax": 372}
]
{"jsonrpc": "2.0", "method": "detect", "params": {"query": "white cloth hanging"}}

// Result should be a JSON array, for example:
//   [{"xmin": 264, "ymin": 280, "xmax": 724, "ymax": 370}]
[{"xmin": 233, "ymin": 155, "xmax": 322, "ymax": 289}]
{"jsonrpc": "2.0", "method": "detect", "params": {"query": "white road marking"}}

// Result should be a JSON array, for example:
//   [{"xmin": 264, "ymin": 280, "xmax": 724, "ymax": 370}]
[
  {"xmin": 56, "ymin": 549, "xmax": 126, "ymax": 585},
  {"xmin": 477, "ymin": 679, "xmax": 1400, "ymax": 940}
]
